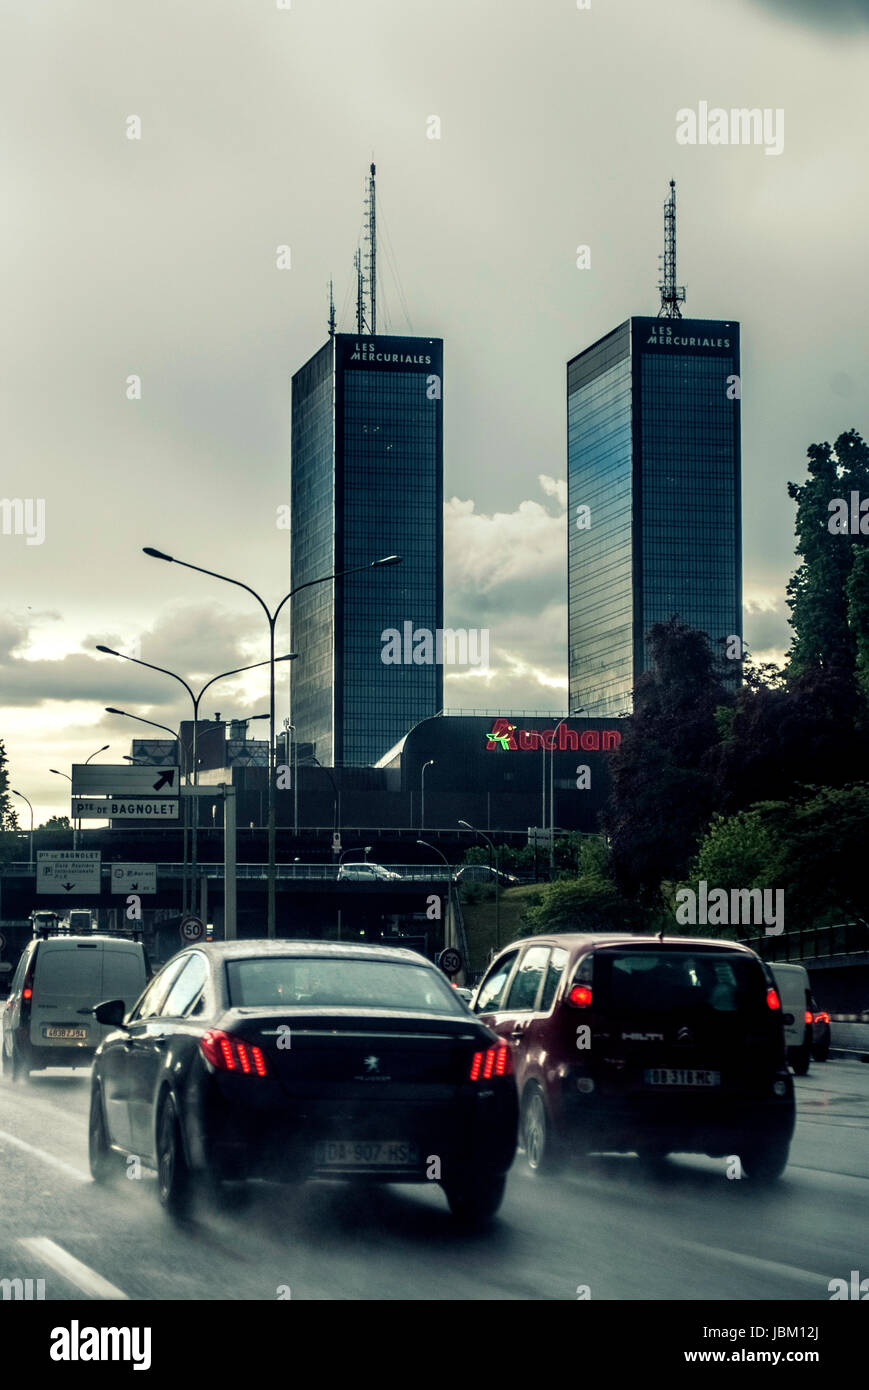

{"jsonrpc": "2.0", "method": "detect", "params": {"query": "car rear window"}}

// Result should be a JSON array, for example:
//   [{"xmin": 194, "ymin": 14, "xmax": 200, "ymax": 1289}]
[
  {"xmin": 595, "ymin": 950, "xmax": 766, "ymax": 1013},
  {"xmin": 34, "ymin": 945, "xmax": 102, "ymax": 997},
  {"xmin": 226, "ymin": 957, "xmax": 467, "ymax": 1015}
]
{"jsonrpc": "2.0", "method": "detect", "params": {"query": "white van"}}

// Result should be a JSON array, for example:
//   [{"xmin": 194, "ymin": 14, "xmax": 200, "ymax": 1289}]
[
  {"xmin": 770, "ymin": 963, "xmax": 812, "ymax": 1075},
  {"xmin": 1, "ymin": 934, "xmax": 149, "ymax": 1081}
]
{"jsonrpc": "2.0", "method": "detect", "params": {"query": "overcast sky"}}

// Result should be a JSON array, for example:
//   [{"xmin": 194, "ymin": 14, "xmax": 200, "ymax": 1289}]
[{"xmin": 2, "ymin": 0, "xmax": 868, "ymax": 820}]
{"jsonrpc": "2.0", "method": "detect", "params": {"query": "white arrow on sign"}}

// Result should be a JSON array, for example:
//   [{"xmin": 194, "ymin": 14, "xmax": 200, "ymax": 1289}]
[
  {"xmin": 71, "ymin": 764, "xmax": 180, "ymax": 797},
  {"xmin": 111, "ymin": 863, "xmax": 157, "ymax": 895},
  {"xmin": 36, "ymin": 851, "xmax": 101, "ymax": 895}
]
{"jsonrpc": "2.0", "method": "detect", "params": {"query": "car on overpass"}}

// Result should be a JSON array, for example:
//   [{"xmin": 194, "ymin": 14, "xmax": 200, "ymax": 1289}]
[
  {"xmin": 88, "ymin": 940, "xmax": 519, "ymax": 1226},
  {"xmin": 337, "ymin": 862, "xmax": 403, "ymax": 882}
]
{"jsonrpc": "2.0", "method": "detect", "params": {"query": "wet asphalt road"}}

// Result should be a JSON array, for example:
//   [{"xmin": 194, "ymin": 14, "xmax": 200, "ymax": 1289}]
[{"xmin": 1, "ymin": 1059, "xmax": 867, "ymax": 1301}]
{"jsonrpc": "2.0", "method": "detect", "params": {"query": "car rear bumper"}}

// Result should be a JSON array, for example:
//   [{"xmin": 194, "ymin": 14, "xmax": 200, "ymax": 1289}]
[
  {"xmin": 558, "ymin": 1075, "xmax": 795, "ymax": 1155},
  {"xmin": 191, "ymin": 1082, "xmax": 518, "ymax": 1184}
]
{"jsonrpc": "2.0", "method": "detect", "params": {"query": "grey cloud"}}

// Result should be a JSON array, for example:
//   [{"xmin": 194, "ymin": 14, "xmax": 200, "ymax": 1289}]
[{"xmin": 748, "ymin": 0, "xmax": 869, "ymax": 30}]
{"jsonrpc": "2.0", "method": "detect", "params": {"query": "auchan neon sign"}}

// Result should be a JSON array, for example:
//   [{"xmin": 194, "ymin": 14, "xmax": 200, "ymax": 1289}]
[{"xmin": 485, "ymin": 718, "xmax": 622, "ymax": 752}]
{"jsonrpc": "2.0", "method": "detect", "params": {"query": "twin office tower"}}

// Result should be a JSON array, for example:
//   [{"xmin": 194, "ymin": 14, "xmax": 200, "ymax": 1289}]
[{"xmin": 290, "ymin": 317, "xmax": 741, "ymax": 766}]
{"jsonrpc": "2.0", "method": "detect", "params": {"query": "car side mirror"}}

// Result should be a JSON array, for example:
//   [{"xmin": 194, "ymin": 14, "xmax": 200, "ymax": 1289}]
[{"xmin": 93, "ymin": 998, "xmax": 128, "ymax": 1028}]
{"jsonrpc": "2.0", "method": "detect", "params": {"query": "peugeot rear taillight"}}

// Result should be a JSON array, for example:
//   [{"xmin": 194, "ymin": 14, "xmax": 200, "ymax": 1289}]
[
  {"xmin": 200, "ymin": 1030, "xmax": 267, "ymax": 1077},
  {"xmin": 469, "ymin": 1044, "xmax": 512, "ymax": 1080},
  {"xmin": 766, "ymin": 988, "xmax": 781, "ymax": 1011}
]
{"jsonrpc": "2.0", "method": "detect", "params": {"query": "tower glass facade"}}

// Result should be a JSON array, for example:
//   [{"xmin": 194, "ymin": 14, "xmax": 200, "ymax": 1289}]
[
  {"xmin": 568, "ymin": 317, "xmax": 741, "ymax": 715},
  {"xmin": 291, "ymin": 333, "xmax": 443, "ymax": 766}
]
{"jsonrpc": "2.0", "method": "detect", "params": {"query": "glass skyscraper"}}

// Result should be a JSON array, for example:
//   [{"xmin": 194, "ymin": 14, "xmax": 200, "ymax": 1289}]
[
  {"xmin": 290, "ymin": 332, "xmax": 443, "ymax": 766},
  {"xmin": 567, "ymin": 316, "xmax": 741, "ymax": 715}
]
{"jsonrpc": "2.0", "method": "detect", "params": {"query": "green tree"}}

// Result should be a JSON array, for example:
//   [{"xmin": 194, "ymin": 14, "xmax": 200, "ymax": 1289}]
[
  {"xmin": 691, "ymin": 784, "xmax": 869, "ymax": 934},
  {"xmin": 846, "ymin": 546, "xmax": 869, "ymax": 711},
  {"xmin": 787, "ymin": 428, "xmax": 869, "ymax": 684},
  {"xmin": 38, "ymin": 815, "xmax": 72, "ymax": 830},
  {"xmin": 605, "ymin": 618, "xmax": 731, "ymax": 899},
  {"xmin": 0, "ymin": 740, "xmax": 19, "ymax": 830}
]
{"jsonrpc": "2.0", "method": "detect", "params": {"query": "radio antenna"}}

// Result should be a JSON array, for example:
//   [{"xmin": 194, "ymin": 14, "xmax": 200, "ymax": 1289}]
[
  {"xmin": 366, "ymin": 162, "xmax": 377, "ymax": 335},
  {"xmin": 657, "ymin": 179, "xmax": 686, "ymax": 319}
]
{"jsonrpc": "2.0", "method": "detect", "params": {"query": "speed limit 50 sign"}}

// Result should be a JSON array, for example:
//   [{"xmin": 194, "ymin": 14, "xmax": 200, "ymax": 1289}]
[{"xmin": 179, "ymin": 915, "xmax": 205, "ymax": 943}]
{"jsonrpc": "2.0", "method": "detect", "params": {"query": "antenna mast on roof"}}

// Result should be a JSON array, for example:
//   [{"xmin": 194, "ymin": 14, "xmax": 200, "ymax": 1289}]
[
  {"xmin": 657, "ymin": 179, "xmax": 686, "ymax": 319},
  {"xmin": 328, "ymin": 278, "xmax": 336, "ymax": 338},
  {"xmin": 365, "ymin": 162, "xmax": 377, "ymax": 335},
  {"xmin": 354, "ymin": 248, "xmax": 366, "ymax": 334}
]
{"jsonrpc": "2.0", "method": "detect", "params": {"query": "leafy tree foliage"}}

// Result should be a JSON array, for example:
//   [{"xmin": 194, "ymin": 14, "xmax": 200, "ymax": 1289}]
[
  {"xmin": 0, "ymin": 740, "xmax": 19, "ymax": 831},
  {"xmin": 787, "ymin": 428, "xmax": 869, "ymax": 682},
  {"xmin": 604, "ymin": 618, "xmax": 730, "ymax": 898},
  {"xmin": 692, "ymin": 784, "xmax": 869, "ymax": 933}
]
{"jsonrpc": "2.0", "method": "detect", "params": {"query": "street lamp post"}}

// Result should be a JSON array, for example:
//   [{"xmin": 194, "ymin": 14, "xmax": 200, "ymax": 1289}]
[
  {"xmin": 458, "ymin": 818, "xmax": 500, "ymax": 952},
  {"xmin": 417, "ymin": 838, "xmax": 457, "ymax": 959},
  {"xmin": 99, "ymin": 651, "xmax": 288, "ymax": 921},
  {"xmin": 549, "ymin": 709, "xmax": 584, "ymax": 875},
  {"xmin": 143, "ymin": 546, "xmax": 401, "ymax": 938},
  {"xmin": 49, "ymin": 746, "xmax": 109, "ymax": 850},
  {"xmin": 11, "ymin": 791, "xmax": 34, "ymax": 866},
  {"xmin": 48, "ymin": 771, "xmax": 78, "ymax": 850},
  {"xmin": 420, "ymin": 760, "xmax": 434, "ymax": 830},
  {"xmin": 284, "ymin": 721, "xmax": 299, "ymax": 835}
]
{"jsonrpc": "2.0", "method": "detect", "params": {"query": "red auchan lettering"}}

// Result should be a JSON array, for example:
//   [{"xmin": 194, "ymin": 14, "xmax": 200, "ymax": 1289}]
[{"xmin": 484, "ymin": 719, "xmax": 621, "ymax": 752}]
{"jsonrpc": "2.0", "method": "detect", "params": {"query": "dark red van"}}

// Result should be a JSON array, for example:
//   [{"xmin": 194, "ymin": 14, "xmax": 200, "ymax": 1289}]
[{"xmin": 472, "ymin": 933, "xmax": 795, "ymax": 1182}]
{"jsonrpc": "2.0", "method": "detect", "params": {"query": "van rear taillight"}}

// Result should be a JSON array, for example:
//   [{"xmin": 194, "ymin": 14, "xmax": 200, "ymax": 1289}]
[
  {"xmin": 568, "ymin": 985, "xmax": 593, "ymax": 1009},
  {"xmin": 470, "ymin": 1045, "xmax": 512, "ymax": 1080},
  {"xmin": 22, "ymin": 988, "xmax": 32, "ymax": 1001},
  {"xmin": 766, "ymin": 988, "xmax": 781, "ymax": 1011},
  {"xmin": 200, "ymin": 1030, "xmax": 267, "ymax": 1077},
  {"xmin": 805, "ymin": 1010, "xmax": 813, "ymax": 1025}
]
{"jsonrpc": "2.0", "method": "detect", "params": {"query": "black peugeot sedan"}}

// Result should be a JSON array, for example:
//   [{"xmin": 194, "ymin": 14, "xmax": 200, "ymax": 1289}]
[{"xmin": 88, "ymin": 941, "xmax": 518, "ymax": 1226}]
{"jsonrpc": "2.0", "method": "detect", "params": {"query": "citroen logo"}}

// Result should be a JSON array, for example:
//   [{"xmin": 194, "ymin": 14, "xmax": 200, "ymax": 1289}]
[{"xmin": 676, "ymin": 1026, "xmax": 693, "ymax": 1044}]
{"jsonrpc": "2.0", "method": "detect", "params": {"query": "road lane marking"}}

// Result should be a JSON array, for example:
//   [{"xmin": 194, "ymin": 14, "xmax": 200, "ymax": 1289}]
[
  {"xmin": 0, "ymin": 1128, "xmax": 89, "ymax": 1183},
  {"xmin": 670, "ymin": 1238, "xmax": 826, "ymax": 1290},
  {"xmin": 18, "ymin": 1237, "xmax": 129, "ymax": 1301}
]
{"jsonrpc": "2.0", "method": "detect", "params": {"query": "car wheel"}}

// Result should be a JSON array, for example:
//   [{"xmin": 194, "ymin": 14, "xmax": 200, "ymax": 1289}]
[
  {"xmin": 521, "ymin": 1087, "xmax": 562, "ymax": 1174},
  {"xmin": 444, "ymin": 1173, "xmax": 507, "ymax": 1228},
  {"xmin": 812, "ymin": 1043, "xmax": 829, "ymax": 1062},
  {"xmin": 790, "ymin": 1042, "xmax": 811, "ymax": 1076},
  {"xmin": 738, "ymin": 1136, "xmax": 791, "ymax": 1183},
  {"xmin": 88, "ymin": 1084, "xmax": 120, "ymax": 1183},
  {"xmin": 156, "ymin": 1094, "xmax": 191, "ymax": 1218}
]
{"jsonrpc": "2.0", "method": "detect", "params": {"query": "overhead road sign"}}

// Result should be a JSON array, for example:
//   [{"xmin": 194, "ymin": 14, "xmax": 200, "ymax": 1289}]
[
  {"xmin": 71, "ymin": 764, "xmax": 180, "ymax": 797},
  {"xmin": 37, "ymin": 851, "xmax": 101, "ymax": 895},
  {"xmin": 111, "ymin": 864, "xmax": 157, "ymax": 894},
  {"xmin": 72, "ymin": 798, "xmax": 179, "ymax": 821}
]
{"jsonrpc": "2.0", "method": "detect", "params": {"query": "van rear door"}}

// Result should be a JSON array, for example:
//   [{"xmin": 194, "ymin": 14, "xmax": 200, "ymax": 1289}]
[
  {"xmin": 100, "ymin": 945, "xmax": 148, "ymax": 1023},
  {"xmin": 30, "ymin": 941, "xmax": 104, "ymax": 1051}
]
